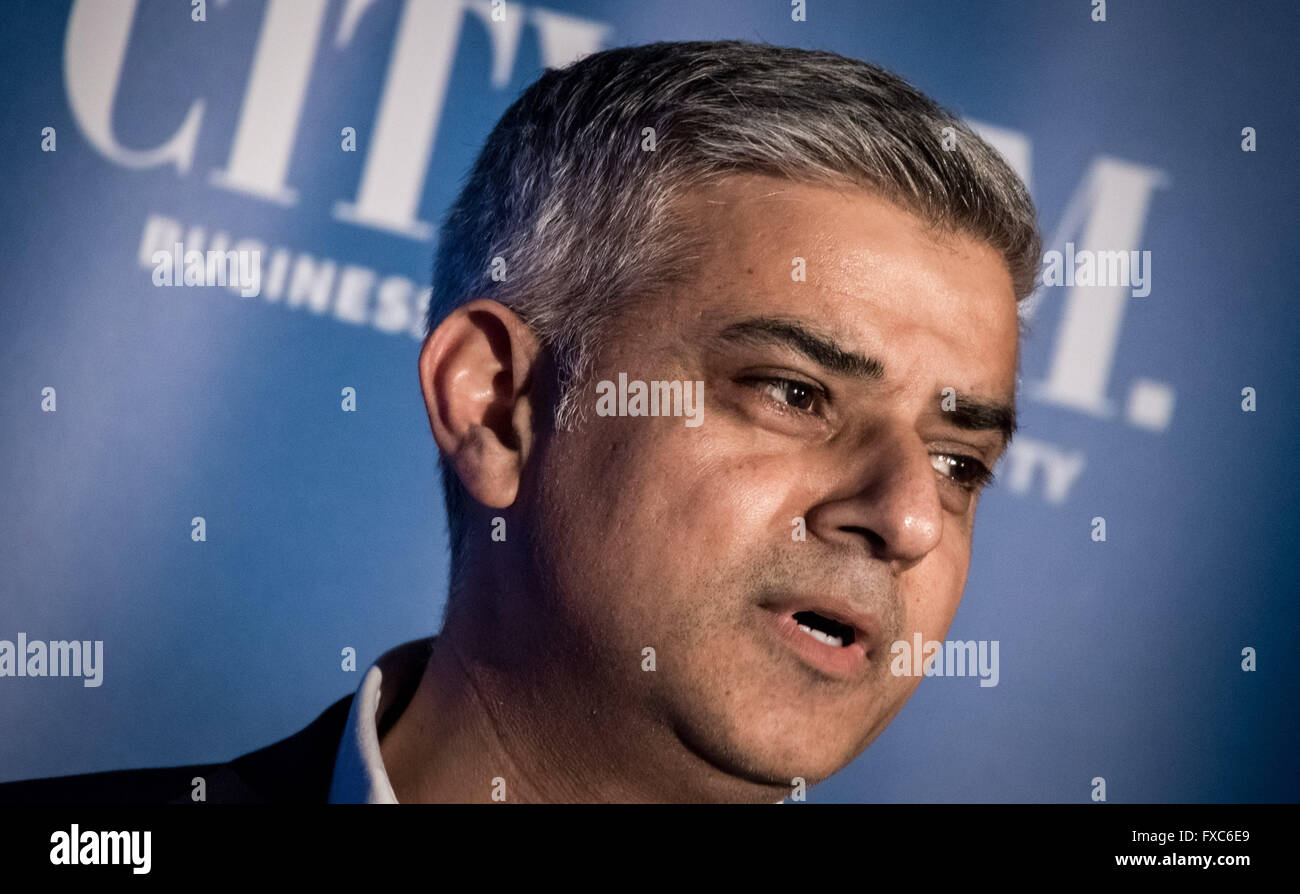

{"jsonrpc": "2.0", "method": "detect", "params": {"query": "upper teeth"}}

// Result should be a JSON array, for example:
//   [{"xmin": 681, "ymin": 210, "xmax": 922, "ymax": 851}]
[{"xmin": 797, "ymin": 623, "xmax": 843, "ymax": 648}]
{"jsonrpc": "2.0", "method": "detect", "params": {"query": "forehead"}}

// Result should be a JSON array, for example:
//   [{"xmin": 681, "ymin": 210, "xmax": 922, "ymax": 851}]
[{"xmin": 658, "ymin": 174, "xmax": 1020, "ymax": 398}]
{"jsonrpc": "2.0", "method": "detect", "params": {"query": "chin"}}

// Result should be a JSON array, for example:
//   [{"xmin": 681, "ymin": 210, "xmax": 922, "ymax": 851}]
[
  {"xmin": 679, "ymin": 703, "xmax": 869, "ymax": 791},
  {"xmin": 759, "ymin": 729, "xmax": 862, "ymax": 784}
]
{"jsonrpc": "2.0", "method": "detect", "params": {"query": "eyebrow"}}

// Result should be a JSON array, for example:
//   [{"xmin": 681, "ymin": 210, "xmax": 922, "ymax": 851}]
[
  {"xmin": 942, "ymin": 393, "xmax": 1018, "ymax": 448},
  {"xmin": 716, "ymin": 315, "xmax": 1018, "ymax": 446},
  {"xmin": 717, "ymin": 317, "xmax": 885, "ymax": 381}
]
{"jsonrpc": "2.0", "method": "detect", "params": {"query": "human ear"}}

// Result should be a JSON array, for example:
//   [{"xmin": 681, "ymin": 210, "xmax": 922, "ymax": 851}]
[{"xmin": 418, "ymin": 299, "xmax": 541, "ymax": 508}]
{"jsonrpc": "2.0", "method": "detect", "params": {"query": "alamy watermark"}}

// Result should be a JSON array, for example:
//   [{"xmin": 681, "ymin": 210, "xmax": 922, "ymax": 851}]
[
  {"xmin": 890, "ymin": 633, "xmax": 999, "ymax": 687},
  {"xmin": 151, "ymin": 242, "xmax": 261, "ymax": 297},
  {"xmin": 595, "ymin": 372, "xmax": 703, "ymax": 427},
  {"xmin": 1041, "ymin": 241, "xmax": 1151, "ymax": 297},
  {"xmin": 49, "ymin": 824, "xmax": 150, "ymax": 874},
  {"xmin": 0, "ymin": 634, "xmax": 103, "ymax": 687}
]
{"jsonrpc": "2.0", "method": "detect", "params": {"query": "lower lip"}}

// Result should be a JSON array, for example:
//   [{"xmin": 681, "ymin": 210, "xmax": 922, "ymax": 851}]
[{"xmin": 765, "ymin": 610, "xmax": 868, "ymax": 679}]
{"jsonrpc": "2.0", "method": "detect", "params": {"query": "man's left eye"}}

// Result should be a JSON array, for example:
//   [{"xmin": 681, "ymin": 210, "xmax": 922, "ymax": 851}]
[
  {"xmin": 756, "ymin": 378, "xmax": 819, "ymax": 411},
  {"xmin": 931, "ymin": 453, "xmax": 995, "ymax": 491}
]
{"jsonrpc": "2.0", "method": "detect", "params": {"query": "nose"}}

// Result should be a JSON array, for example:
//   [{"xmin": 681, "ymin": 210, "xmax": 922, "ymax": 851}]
[{"xmin": 803, "ymin": 428, "xmax": 943, "ymax": 567}]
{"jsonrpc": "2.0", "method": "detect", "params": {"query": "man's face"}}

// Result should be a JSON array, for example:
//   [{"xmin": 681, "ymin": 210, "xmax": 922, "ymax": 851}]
[{"xmin": 530, "ymin": 174, "xmax": 1019, "ymax": 789}]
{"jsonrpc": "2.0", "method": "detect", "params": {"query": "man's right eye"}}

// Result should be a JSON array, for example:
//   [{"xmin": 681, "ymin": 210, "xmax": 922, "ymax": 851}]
[{"xmin": 751, "ymin": 377, "xmax": 821, "ymax": 413}]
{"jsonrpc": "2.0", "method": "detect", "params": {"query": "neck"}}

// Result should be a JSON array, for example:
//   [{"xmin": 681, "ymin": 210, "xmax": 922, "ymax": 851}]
[{"xmin": 378, "ymin": 567, "xmax": 786, "ymax": 803}]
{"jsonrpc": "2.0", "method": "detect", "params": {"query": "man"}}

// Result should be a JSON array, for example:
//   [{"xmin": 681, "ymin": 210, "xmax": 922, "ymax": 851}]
[{"xmin": 0, "ymin": 39, "xmax": 1038, "ymax": 804}]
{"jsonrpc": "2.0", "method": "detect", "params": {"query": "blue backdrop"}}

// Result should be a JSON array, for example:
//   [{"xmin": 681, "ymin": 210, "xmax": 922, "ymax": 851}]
[{"xmin": 2, "ymin": 0, "xmax": 1297, "ymax": 802}]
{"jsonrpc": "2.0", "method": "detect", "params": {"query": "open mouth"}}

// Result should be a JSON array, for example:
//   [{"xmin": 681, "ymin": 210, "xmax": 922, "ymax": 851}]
[
  {"xmin": 761, "ymin": 602, "xmax": 873, "ymax": 679},
  {"xmin": 791, "ymin": 610, "xmax": 856, "ymax": 648},
  {"xmin": 759, "ymin": 599, "xmax": 875, "ymax": 679}
]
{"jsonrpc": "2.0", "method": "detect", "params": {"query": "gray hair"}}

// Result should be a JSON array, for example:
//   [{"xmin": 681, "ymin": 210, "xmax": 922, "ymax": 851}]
[{"xmin": 427, "ymin": 39, "xmax": 1041, "ymax": 564}]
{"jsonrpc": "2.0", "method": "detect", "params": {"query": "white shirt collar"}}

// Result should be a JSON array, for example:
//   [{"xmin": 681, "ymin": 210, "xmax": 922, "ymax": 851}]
[{"xmin": 328, "ymin": 637, "xmax": 433, "ymax": 804}]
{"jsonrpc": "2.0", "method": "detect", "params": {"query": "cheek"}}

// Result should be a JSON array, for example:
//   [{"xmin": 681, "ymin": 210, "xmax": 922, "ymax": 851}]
[
  {"xmin": 538, "ymin": 426, "xmax": 759, "ymax": 581},
  {"xmin": 652, "ymin": 426, "xmax": 815, "ymax": 565},
  {"xmin": 900, "ymin": 537, "xmax": 971, "ymax": 639},
  {"xmin": 542, "ymin": 425, "xmax": 798, "ymax": 604}
]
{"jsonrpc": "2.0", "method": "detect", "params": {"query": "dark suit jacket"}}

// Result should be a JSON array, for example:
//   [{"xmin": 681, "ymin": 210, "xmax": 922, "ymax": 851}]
[{"xmin": 0, "ymin": 695, "xmax": 354, "ymax": 804}]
